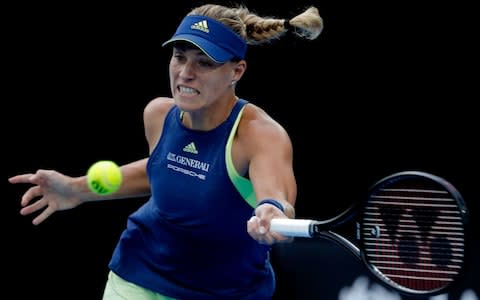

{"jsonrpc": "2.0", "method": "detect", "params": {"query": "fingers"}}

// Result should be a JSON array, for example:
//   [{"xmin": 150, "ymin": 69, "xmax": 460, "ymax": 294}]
[
  {"xmin": 8, "ymin": 173, "xmax": 35, "ymax": 184},
  {"xmin": 10, "ymin": 171, "xmax": 46, "ymax": 207},
  {"xmin": 248, "ymin": 216, "xmax": 274, "ymax": 245},
  {"xmin": 20, "ymin": 195, "xmax": 57, "ymax": 225},
  {"xmin": 9, "ymin": 172, "xmax": 42, "ymax": 207},
  {"xmin": 32, "ymin": 206, "xmax": 55, "ymax": 226},
  {"xmin": 20, "ymin": 185, "xmax": 43, "ymax": 207},
  {"xmin": 248, "ymin": 215, "xmax": 261, "ymax": 233},
  {"xmin": 10, "ymin": 170, "xmax": 56, "ymax": 225},
  {"xmin": 248, "ymin": 215, "xmax": 295, "ymax": 245},
  {"xmin": 272, "ymin": 232, "xmax": 294, "ymax": 243},
  {"xmin": 20, "ymin": 194, "xmax": 47, "ymax": 216}
]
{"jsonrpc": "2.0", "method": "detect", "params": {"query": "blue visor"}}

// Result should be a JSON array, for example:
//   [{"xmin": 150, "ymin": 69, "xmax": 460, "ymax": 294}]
[{"xmin": 162, "ymin": 15, "xmax": 247, "ymax": 63}]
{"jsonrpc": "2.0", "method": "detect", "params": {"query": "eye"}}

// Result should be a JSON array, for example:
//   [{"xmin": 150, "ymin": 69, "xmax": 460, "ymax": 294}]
[
  {"xmin": 198, "ymin": 59, "xmax": 215, "ymax": 68},
  {"xmin": 173, "ymin": 53, "xmax": 186, "ymax": 62}
]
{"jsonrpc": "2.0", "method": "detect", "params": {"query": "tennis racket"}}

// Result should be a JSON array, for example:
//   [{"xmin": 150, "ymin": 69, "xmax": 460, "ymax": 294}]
[{"xmin": 270, "ymin": 171, "xmax": 469, "ymax": 296}]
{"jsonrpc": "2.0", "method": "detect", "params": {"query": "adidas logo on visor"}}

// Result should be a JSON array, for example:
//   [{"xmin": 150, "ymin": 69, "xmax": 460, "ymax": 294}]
[{"xmin": 190, "ymin": 20, "xmax": 209, "ymax": 33}]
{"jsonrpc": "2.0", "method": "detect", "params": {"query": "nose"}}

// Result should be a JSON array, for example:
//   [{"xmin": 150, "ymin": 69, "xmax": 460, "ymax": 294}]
[{"xmin": 179, "ymin": 61, "xmax": 196, "ymax": 79}]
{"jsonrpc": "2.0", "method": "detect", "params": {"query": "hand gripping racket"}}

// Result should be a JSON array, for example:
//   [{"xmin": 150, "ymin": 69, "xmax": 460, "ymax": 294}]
[{"xmin": 270, "ymin": 171, "xmax": 469, "ymax": 296}]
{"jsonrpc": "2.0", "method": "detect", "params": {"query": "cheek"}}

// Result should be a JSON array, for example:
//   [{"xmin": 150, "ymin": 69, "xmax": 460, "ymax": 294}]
[
  {"xmin": 169, "ymin": 60, "xmax": 181, "ymax": 75},
  {"xmin": 168, "ymin": 64, "xmax": 176, "ymax": 77},
  {"xmin": 203, "ymin": 80, "xmax": 227, "ymax": 97},
  {"xmin": 168, "ymin": 67, "xmax": 179, "ymax": 85},
  {"xmin": 208, "ymin": 74, "xmax": 230, "ymax": 89}
]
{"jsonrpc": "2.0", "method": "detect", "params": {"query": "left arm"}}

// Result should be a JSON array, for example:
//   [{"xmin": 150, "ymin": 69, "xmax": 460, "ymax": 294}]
[{"xmin": 239, "ymin": 105, "xmax": 297, "ymax": 244}]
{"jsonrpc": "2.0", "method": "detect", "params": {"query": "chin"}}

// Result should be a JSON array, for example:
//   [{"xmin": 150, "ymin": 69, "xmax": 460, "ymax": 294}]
[{"xmin": 174, "ymin": 97, "xmax": 201, "ymax": 112}]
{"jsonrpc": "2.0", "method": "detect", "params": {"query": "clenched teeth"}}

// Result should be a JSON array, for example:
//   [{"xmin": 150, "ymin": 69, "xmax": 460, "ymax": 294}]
[{"xmin": 179, "ymin": 86, "xmax": 198, "ymax": 94}]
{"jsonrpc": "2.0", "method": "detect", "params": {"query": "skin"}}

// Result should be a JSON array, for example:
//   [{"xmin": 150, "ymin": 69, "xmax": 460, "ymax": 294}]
[{"xmin": 8, "ymin": 45, "xmax": 297, "ymax": 245}]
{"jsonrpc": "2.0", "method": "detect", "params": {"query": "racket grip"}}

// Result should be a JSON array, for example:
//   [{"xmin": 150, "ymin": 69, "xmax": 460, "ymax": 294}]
[{"xmin": 270, "ymin": 218, "xmax": 316, "ymax": 237}]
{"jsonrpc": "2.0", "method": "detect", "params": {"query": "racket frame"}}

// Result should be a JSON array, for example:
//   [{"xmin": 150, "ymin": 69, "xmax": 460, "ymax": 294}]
[{"xmin": 270, "ymin": 171, "xmax": 469, "ymax": 297}]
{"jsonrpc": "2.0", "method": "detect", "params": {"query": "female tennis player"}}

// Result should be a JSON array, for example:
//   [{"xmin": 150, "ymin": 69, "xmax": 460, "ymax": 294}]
[{"xmin": 9, "ymin": 3, "xmax": 323, "ymax": 299}]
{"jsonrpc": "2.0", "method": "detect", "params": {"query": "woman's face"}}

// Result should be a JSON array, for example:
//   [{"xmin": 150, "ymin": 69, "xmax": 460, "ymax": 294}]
[{"xmin": 169, "ymin": 45, "xmax": 238, "ymax": 112}]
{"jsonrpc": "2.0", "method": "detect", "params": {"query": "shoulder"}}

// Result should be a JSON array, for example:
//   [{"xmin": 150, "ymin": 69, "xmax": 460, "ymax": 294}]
[
  {"xmin": 143, "ymin": 97, "xmax": 175, "ymax": 151},
  {"xmin": 241, "ymin": 103, "xmax": 289, "ymax": 137},
  {"xmin": 238, "ymin": 103, "xmax": 292, "ymax": 149},
  {"xmin": 143, "ymin": 97, "xmax": 175, "ymax": 120}
]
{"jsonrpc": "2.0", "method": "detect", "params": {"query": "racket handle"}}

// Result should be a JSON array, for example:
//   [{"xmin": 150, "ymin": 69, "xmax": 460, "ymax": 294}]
[{"xmin": 270, "ymin": 218, "xmax": 317, "ymax": 237}]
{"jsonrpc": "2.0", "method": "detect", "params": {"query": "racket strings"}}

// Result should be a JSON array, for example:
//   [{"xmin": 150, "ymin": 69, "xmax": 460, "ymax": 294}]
[
  {"xmin": 363, "ymin": 221, "xmax": 465, "ymax": 237},
  {"xmin": 364, "ymin": 240, "xmax": 465, "ymax": 253},
  {"xmin": 360, "ymin": 179, "xmax": 466, "ymax": 293}
]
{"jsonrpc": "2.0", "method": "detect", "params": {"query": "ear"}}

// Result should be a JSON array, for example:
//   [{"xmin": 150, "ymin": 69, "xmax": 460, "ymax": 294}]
[{"xmin": 232, "ymin": 60, "xmax": 247, "ymax": 82}]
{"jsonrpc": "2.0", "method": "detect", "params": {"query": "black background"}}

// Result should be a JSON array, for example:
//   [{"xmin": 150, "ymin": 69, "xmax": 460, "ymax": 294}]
[{"xmin": 4, "ymin": 1, "xmax": 478, "ymax": 299}]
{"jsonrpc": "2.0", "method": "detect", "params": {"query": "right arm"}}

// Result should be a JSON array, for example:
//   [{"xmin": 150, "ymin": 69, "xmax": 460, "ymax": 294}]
[
  {"xmin": 8, "ymin": 158, "xmax": 150, "ymax": 225},
  {"xmin": 9, "ymin": 97, "xmax": 174, "ymax": 226}
]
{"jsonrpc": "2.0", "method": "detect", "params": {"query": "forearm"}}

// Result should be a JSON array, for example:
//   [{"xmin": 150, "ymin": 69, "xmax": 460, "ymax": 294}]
[{"xmin": 77, "ymin": 158, "xmax": 151, "ymax": 202}]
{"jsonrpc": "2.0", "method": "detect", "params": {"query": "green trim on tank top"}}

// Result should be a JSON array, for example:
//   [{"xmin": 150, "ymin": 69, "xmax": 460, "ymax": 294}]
[
  {"xmin": 179, "ymin": 107, "xmax": 255, "ymax": 208},
  {"xmin": 225, "ymin": 105, "xmax": 256, "ymax": 208}
]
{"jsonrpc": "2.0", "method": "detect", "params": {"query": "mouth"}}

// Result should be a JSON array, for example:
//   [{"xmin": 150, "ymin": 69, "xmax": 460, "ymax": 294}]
[{"xmin": 177, "ymin": 85, "xmax": 199, "ymax": 96}]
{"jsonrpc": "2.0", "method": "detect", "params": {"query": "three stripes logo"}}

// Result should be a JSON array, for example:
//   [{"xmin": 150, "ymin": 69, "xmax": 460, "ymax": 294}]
[
  {"xmin": 183, "ymin": 142, "xmax": 198, "ymax": 154},
  {"xmin": 191, "ymin": 20, "xmax": 209, "ymax": 33}
]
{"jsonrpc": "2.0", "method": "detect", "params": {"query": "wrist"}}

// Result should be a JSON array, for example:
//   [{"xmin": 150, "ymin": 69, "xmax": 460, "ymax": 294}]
[{"xmin": 256, "ymin": 199, "xmax": 285, "ymax": 212}]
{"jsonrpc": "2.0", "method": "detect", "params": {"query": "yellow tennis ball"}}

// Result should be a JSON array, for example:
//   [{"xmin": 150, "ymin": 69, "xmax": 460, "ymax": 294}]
[{"xmin": 87, "ymin": 160, "xmax": 122, "ymax": 195}]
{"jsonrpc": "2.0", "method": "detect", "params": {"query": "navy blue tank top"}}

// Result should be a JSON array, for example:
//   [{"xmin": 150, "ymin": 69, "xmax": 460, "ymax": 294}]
[{"xmin": 108, "ymin": 99, "xmax": 275, "ymax": 299}]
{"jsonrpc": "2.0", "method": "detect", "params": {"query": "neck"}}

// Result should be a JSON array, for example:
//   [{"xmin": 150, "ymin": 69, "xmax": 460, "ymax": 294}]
[{"xmin": 183, "ymin": 96, "xmax": 238, "ymax": 131}]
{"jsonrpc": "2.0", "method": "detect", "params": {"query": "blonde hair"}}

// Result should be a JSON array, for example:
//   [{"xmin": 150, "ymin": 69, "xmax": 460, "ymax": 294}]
[{"xmin": 188, "ymin": 4, "xmax": 323, "ymax": 45}]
